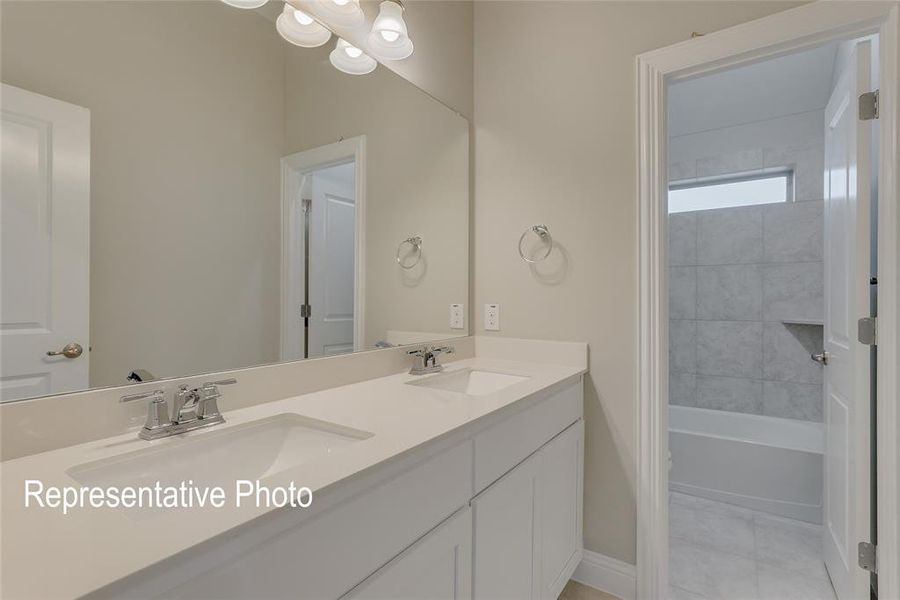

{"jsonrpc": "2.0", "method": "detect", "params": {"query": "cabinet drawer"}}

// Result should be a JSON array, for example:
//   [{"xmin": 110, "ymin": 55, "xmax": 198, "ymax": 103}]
[
  {"xmin": 158, "ymin": 441, "xmax": 473, "ymax": 599},
  {"xmin": 473, "ymin": 379, "xmax": 582, "ymax": 492}
]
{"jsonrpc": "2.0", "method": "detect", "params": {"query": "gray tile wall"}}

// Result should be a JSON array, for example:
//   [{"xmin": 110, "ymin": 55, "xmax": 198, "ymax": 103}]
[{"xmin": 668, "ymin": 148, "xmax": 824, "ymax": 422}]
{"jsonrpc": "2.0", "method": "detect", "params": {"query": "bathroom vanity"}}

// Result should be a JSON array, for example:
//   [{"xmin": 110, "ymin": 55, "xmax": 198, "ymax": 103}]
[{"xmin": 0, "ymin": 342, "xmax": 586, "ymax": 599}]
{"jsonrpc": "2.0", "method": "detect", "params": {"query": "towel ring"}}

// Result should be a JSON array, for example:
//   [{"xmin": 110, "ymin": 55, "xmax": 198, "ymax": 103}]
[
  {"xmin": 518, "ymin": 225, "xmax": 553, "ymax": 263},
  {"xmin": 396, "ymin": 235, "xmax": 423, "ymax": 269}
]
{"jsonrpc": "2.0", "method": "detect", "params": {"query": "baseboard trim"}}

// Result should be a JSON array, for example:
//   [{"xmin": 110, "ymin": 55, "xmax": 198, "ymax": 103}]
[{"xmin": 571, "ymin": 550, "xmax": 636, "ymax": 600}]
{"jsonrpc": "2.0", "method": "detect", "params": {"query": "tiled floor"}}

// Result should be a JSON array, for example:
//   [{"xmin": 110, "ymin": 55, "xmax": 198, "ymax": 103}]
[
  {"xmin": 669, "ymin": 492, "xmax": 837, "ymax": 600},
  {"xmin": 558, "ymin": 580, "xmax": 621, "ymax": 600}
]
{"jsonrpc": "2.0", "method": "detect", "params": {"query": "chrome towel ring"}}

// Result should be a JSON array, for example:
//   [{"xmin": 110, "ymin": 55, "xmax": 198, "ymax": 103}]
[
  {"xmin": 396, "ymin": 235, "xmax": 423, "ymax": 269},
  {"xmin": 518, "ymin": 225, "xmax": 553, "ymax": 263}
]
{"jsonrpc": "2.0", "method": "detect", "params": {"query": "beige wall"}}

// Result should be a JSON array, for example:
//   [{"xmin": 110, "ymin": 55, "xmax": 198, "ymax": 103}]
[
  {"xmin": 1, "ymin": 1, "xmax": 286, "ymax": 387},
  {"xmin": 472, "ymin": 0, "xmax": 805, "ymax": 564},
  {"xmin": 283, "ymin": 44, "xmax": 469, "ymax": 347}
]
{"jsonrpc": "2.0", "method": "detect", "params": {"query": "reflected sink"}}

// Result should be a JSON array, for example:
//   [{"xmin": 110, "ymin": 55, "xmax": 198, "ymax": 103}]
[
  {"xmin": 67, "ymin": 414, "xmax": 373, "ymax": 489},
  {"xmin": 406, "ymin": 368, "xmax": 529, "ymax": 396}
]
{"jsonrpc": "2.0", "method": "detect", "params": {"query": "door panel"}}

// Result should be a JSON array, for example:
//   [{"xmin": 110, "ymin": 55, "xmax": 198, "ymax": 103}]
[
  {"xmin": 822, "ymin": 41, "xmax": 872, "ymax": 600},
  {"xmin": 472, "ymin": 453, "xmax": 539, "ymax": 599},
  {"xmin": 308, "ymin": 163, "xmax": 355, "ymax": 358},
  {"xmin": 344, "ymin": 508, "xmax": 472, "ymax": 600},
  {"xmin": 0, "ymin": 84, "xmax": 90, "ymax": 401}
]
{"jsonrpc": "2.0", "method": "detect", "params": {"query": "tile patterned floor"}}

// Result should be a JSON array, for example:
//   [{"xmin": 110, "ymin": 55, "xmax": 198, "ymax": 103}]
[
  {"xmin": 669, "ymin": 492, "xmax": 837, "ymax": 600},
  {"xmin": 558, "ymin": 580, "xmax": 621, "ymax": 600}
]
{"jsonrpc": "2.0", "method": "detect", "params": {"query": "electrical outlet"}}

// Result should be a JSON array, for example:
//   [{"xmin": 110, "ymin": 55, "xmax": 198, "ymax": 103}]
[
  {"xmin": 484, "ymin": 303, "xmax": 500, "ymax": 331},
  {"xmin": 450, "ymin": 304, "xmax": 464, "ymax": 329}
]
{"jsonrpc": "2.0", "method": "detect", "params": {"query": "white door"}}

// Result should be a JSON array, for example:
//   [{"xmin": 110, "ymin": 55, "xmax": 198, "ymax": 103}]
[
  {"xmin": 1, "ymin": 84, "xmax": 90, "ymax": 401},
  {"xmin": 822, "ymin": 41, "xmax": 873, "ymax": 600},
  {"xmin": 308, "ymin": 163, "xmax": 356, "ymax": 357},
  {"xmin": 343, "ymin": 507, "xmax": 472, "ymax": 599}
]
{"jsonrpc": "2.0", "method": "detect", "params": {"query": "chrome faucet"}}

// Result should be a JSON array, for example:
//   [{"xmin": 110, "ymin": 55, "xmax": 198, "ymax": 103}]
[
  {"xmin": 120, "ymin": 378, "xmax": 236, "ymax": 440},
  {"xmin": 407, "ymin": 345, "xmax": 455, "ymax": 375}
]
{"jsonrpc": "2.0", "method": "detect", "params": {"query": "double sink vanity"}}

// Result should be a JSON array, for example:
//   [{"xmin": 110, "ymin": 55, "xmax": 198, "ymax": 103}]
[{"xmin": 1, "ymin": 338, "xmax": 587, "ymax": 599}]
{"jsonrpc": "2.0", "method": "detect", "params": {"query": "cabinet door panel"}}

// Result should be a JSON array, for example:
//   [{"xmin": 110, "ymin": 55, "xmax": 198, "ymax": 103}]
[
  {"xmin": 345, "ymin": 507, "xmax": 472, "ymax": 600},
  {"xmin": 472, "ymin": 454, "xmax": 539, "ymax": 600},
  {"xmin": 539, "ymin": 421, "xmax": 583, "ymax": 599}
]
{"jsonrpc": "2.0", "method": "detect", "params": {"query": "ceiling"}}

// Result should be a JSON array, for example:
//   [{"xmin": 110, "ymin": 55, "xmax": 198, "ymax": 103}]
[{"xmin": 668, "ymin": 41, "xmax": 839, "ymax": 138}]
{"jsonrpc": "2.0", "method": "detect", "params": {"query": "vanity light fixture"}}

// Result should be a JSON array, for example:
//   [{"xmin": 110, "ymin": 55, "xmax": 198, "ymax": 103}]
[
  {"xmin": 367, "ymin": 0, "xmax": 413, "ymax": 61},
  {"xmin": 276, "ymin": 4, "xmax": 332, "ymax": 48},
  {"xmin": 221, "ymin": 0, "xmax": 269, "ymax": 8},
  {"xmin": 315, "ymin": 0, "xmax": 365, "ymax": 29},
  {"xmin": 329, "ymin": 38, "xmax": 377, "ymax": 75}
]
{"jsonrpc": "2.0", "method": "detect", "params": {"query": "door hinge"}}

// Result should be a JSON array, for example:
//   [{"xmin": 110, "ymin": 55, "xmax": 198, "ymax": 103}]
[
  {"xmin": 301, "ymin": 198, "xmax": 311, "ymax": 213},
  {"xmin": 859, "ymin": 90, "xmax": 879, "ymax": 120},
  {"xmin": 300, "ymin": 304, "xmax": 311, "ymax": 318},
  {"xmin": 859, "ymin": 541, "xmax": 877, "ymax": 573},
  {"xmin": 858, "ymin": 317, "xmax": 877, "ymax": 346}
]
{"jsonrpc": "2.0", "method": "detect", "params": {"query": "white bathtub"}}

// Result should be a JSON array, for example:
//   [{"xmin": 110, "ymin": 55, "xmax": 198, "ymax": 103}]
[{"xmin": 669, "ymin": 405, "xmax": 824, "ymax": 523}]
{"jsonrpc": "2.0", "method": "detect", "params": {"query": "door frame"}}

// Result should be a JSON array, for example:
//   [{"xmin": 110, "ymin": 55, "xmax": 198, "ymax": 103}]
[
  {"xmin": 635, "ymin": 3, "xmax": 900, "ymax": 598},
  {"xmin": 280, "ymin": 136, "xmax": 366, "ymax": 360}
]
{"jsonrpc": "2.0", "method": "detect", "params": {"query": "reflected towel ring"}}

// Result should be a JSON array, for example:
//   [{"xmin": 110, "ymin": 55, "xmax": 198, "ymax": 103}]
[
  {"xmin": 396, "ymin": 235, "xmax": 423, "ymax": 269},
  {"xmin": 518, "ymin": 225, "xmax": 553, "ymax": 263}
]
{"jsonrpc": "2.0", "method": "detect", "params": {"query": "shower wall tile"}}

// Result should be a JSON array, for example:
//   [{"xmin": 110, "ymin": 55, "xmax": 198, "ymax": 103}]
[
  {"xmin": 762, "ymin": 323, "xmax": 824, "ymax": 384},
  {"xmin": 763, "ymin": 201, "xmax": 824, "ymax": 263},
  {"xmin": 670, "ymin": 372, "xmax": 697, "ymax": 407},
  {"xmin": 762, "ymin": 263, "xmax": 824, "ymax": 322},
  {"xmin": 697, "ymin": 149, "xmax": 764, "ymax": 178},
  {"xmin": 669, "ymin": 213, "xmax": 698, "ymax": 266},
  {"xmin": 697, "ymin": 207, "xmax": 763, "ymax": 265},
  {"xmin": 696, "ymin": 376, "xmax": 763, "ymax": 414},
  {"xmin": 669, "ymin": 267, "xmax": 697, "ymax": 319},
  {"xmin": 763, "ymin": 143, "xmax": 825, "ymax": 202},
  {"xmin": 697, "ymin": 265, "xmax": 763, "ymax": 321},
  {"xmin": 763, "ymin": 381, "xmax": 823, "ymax": 422},
  {"xmin": 670, "ymin": 160, "xmax": 697, "ymax": 182},
  {"xmin": 670, "ymin": 320, "xmax": 697, "ymax": 374},
  {"xmin": 697, "ymin": 321, "xmax": 762, "ymax": 379}
]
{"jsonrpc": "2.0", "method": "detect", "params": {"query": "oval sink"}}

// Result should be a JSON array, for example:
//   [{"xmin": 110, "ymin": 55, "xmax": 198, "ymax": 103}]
[
  {"xmin": 405, "ymin": 368, "xmax": 529, "ymax": 396},
  {"xmin": 66, "ymin": 414, "xmax": 373, "ymax": 490}
]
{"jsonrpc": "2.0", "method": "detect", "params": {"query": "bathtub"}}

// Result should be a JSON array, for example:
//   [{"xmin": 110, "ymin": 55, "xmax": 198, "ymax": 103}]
[{"xmin": 669, "ymin": 405, "xmax": 824, "ymax": 524}]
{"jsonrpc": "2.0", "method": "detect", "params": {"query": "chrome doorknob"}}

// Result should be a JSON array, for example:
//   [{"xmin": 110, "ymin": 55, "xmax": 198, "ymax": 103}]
[
  {"xmin": 811, "ymin": 351, "xmax": 829, "ymax": 365},
  {"xmin": 46, "ymin": 342, "xmax": 84, "ymax": 359}
]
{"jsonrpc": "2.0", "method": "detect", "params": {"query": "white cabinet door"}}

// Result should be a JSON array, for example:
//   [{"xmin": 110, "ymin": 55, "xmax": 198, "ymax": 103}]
[
  {"xmin": 1, "ymin": 84, "xmax": 90, "ymax": 401},
  {"xmin": 538, "ymin": 422, "xmax": 584, "ymax": 600},
  {"xmin": 344, "ymin": 507, "xmax": 472, "ymax": 600},
  {"xmin": 472, "ymin": 453, "xmax": 540, "ymax": 600}
]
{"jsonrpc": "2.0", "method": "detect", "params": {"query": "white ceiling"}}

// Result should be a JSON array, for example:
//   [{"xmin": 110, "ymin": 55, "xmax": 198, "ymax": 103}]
[{"xmin": 668, "ymin": 42, "xmax": 839, "ymax": 138}]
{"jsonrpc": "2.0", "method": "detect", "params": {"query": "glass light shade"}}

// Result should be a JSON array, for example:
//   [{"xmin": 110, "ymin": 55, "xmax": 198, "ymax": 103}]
[
  {"xmin": 276, "ymin": 4, "xmax": 332, "ymax": 48},
  {"xmin": 221, "ymin": 0, "xmax": 269, "ymax": 8},
  {"xmin": 315, "ymin": 0, "xmax": 365, "ymax": 28},
  {"xmin": 367, "ymin": 1, "xmax": 413, "ymax": 61},
  {"xmin": 329, "ymin": 38, "xmax": 377, "ymax": 75}
]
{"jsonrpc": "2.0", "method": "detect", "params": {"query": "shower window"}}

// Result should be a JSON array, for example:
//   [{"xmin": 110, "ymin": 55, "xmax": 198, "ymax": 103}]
[{"xmin": 668, "ymin": 170, "xmax": 792, "ymax": 214}]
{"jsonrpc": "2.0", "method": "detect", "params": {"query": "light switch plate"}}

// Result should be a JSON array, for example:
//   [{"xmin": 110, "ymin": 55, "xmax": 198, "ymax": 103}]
[
  {"xmin": 450, "ymin": 304, "xmax": 464, "ymax": 329},
  {"xmin": 484, "ymin": 303, "xmax": 500, "ymax": 331}
]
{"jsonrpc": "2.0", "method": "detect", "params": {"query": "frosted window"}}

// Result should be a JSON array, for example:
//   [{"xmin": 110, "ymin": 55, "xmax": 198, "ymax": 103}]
[{"xmin": 668, "ymin": 173, "xmax": 790, "ymax": 214}]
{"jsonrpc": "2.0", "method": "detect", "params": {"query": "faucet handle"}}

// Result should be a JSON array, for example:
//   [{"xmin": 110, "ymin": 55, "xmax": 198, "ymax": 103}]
[
  {"xmin": 197, "ymin": 378, "xmax": 236, "ymax": 419},
  {"xmin": 407, "ymin": 347, "xmax": 430, "ymax": 357},
  {"xmin": 432, "ymin": 345, "xmax": 455, "ymax": 355},
  {"xmin": 120, "ymin": 389, "xmax": 170, "ymax": 431}
]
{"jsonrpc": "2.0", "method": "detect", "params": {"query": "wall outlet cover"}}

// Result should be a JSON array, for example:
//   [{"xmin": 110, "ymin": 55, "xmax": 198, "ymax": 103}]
[
  {"xmin": 484, "ymin": 303, "xmax": 500, "ymax": 331},
  {"xmin": 450, "ymin": 304, "xmax": 464, "ymax": 329}
]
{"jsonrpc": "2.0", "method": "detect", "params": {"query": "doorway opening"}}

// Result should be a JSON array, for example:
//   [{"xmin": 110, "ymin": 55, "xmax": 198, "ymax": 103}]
[
  {"xmin": 660, "ymin": 32, "xmax": 880, "ymax": 600},
  {"xmin": 281, "ymin": 137, "xmax": 366, "ymax": 361}
]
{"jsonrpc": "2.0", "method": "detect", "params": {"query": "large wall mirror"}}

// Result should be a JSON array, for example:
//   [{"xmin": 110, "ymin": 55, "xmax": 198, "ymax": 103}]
[{"xmin": 0, "ymin": 0, "xmax": 469, "ymax": 402}]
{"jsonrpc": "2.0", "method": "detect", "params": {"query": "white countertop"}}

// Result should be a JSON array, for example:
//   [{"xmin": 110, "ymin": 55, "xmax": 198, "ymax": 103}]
[{"xmin": 0, "ymin": 356, "xmax": 584, "ymax": 599}]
